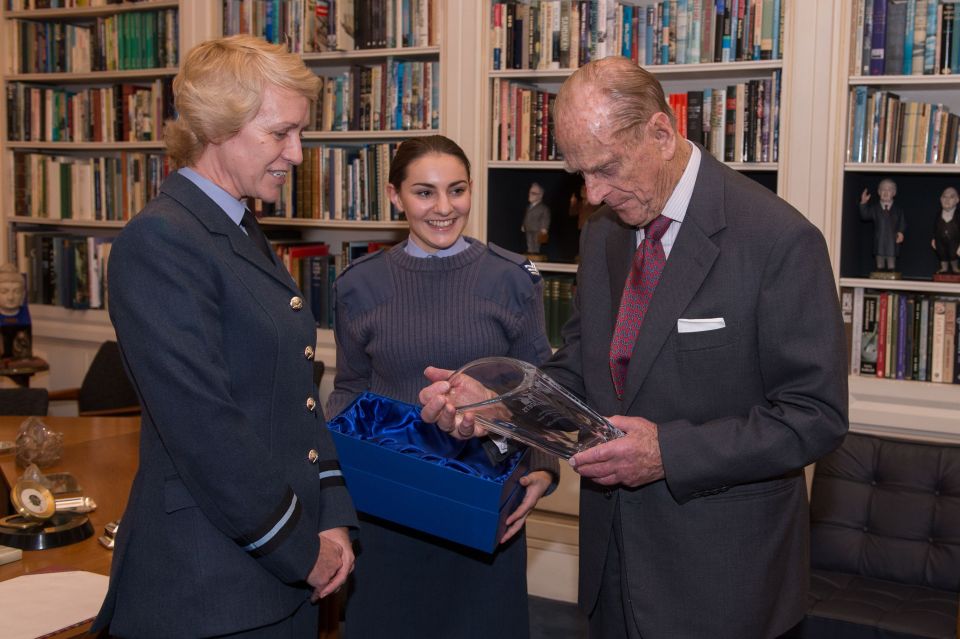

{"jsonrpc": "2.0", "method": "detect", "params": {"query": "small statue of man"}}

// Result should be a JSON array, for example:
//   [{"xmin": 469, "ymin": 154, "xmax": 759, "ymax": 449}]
[
  {"xmin": 859, "ymin": 178, "xmax": 905, "ymax": 274},
  {"xmin": 0, "ymin": 263, "xmax": 31, "ymax": 359},
  {"xmin": 932, "ymin": 186, "xmax": 960, "ymax": 275},
  {"xmin": 521, "ymin": 182, "xmax": 550, "ymax": 255}
]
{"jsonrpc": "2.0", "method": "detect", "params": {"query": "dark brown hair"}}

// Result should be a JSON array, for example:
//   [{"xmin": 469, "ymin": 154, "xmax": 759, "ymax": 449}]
[{"xmin": 388, "ymin": 135, "xmax": 471, "ymax": 188}]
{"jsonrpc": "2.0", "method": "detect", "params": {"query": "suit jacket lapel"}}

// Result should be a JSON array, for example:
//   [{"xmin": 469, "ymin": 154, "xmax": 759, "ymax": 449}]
[
  {"xmin": 620, "ymin": 152, "xmax": 726, "ymax": 411},
  {"xmin": 607, "ymin": 224, "xmax": 635, "ymax": 325},
  {"xmin": 160, "ymin": 174, "xmax": 299, "ymax": 293}
]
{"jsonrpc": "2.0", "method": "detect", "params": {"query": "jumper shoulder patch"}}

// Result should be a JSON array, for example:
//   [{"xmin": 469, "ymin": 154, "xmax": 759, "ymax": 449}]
[{"xmin": 488, "ymin": 243, "xmax": 542, "ymax": 283}]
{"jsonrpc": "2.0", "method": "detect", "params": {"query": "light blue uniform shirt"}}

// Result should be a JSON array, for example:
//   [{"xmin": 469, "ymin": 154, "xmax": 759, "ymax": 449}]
[
  {"xmin": 179, "ymin": 167, "xmax": 247, "ymax": 229},
  {"xmin": 404, "ymin": 236, "xmax": 470, "ymax": 258}
]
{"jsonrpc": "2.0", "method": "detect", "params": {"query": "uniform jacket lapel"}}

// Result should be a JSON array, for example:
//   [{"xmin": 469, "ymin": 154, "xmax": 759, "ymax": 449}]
[
  {"xmin": 620, "ymin": 152, "xmax": 726, "ymax": 412},
  {"xmin": 160, "ymin": 173, "xmax": 298, "ymax": 293}
]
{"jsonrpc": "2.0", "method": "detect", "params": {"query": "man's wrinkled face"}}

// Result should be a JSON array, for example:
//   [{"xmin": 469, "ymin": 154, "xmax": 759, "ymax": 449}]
[{"xmin": 556, "ymin": 93, "xmax": 670, "ymax": 229}]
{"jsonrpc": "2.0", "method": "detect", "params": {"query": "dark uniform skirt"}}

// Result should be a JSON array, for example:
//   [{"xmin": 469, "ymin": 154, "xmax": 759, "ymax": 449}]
[{"xmin": 343, "ymin": 513, "xmax": 530, "ymax": 639}]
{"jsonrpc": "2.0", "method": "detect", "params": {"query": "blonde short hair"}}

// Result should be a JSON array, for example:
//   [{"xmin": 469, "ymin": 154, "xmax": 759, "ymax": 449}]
[
  {"xmin": 165, "ymin": 34, "xmax": 321, "ymax": 168},
  {"xmin": 556, "ymin": 56, "xmax": 675, "ymax": 141}
]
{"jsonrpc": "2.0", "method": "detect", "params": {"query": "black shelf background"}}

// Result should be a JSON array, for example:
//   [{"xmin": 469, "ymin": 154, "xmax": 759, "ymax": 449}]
[
  {"xmin": 840, "ymin": 171, "xmax": 955, "ymax": 280},
  {"xmin": 486, "ymin": 167, "xmax": 777, "ymax": 264}
]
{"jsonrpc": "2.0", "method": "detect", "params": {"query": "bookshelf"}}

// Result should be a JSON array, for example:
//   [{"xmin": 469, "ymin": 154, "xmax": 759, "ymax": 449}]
[
  {"xmin": 0, "ymin": 1, "xmax": 218, "ymax": 392},
  {"xmin": 217, "ymin": 1, "xmax": 449, "ymax": 359},
  {"xmin": 478, "ymin": 2, "xmax": 788, "ymax": 276},
  {"xmin": 826, "ymin": 0, "xmax": 960, "ymax": 441}
]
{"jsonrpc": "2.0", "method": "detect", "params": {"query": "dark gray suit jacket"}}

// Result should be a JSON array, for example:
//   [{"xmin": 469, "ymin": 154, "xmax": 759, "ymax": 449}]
[
  {"xmin": 543, "ymin": 152, "xmax": 848, "ymax": 638},
  {"xmin": 93, "ymin": 173, "xmax": 356, "ymax": 638}
]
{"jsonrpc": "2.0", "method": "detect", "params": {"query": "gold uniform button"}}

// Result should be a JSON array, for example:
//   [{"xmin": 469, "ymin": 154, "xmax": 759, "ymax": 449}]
[
  {"xmin": 304, "ymin": 345, "xmax": 314, "ymax": 360},
  {"xmin": 306, "ymin": 397, "xmax": 317, "ymax": 411},
  {"xmin": 307, "ymin": 449, "xmax": 319, "ymax": 463},
  {"xmin": 290, "ymin": 296, "xmax": 304, "ymax": 311}
]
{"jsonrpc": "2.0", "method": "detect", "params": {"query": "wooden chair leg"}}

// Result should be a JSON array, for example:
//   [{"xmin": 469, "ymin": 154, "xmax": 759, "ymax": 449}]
[{"xmin": 318, "ymin": 590, "xmax": 341, "ymax": 639}]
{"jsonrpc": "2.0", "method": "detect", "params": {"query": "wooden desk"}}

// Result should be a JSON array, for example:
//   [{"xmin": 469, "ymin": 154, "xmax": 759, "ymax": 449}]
[{"xmin": 0, "ymin": 416, "xmax": 139, "ymax": 638}]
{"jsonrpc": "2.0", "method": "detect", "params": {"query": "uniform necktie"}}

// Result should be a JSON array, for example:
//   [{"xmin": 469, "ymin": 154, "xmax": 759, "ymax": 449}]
[
  {"xmin": 240, "ymin": 209, "xmax": 273, "ymax": 261},
  {"xmin": 609, "ymin": 215, "xmax": 672, "ymax": 399}
]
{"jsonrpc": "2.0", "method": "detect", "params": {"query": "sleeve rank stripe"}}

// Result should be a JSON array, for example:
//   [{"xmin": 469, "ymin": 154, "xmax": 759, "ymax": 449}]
[
  {"xmin": 238, "ymin": 489, "xmax": 300, "ymax": 554},
  {"xmin": 315, "ymin": 459, "xmax": 342, "ymax": 473}
]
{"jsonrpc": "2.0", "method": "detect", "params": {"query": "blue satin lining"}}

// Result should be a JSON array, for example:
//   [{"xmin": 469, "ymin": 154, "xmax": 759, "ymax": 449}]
[{"xmin": 328, "ymin": 392, "xmax": 522, "ymax": 482}]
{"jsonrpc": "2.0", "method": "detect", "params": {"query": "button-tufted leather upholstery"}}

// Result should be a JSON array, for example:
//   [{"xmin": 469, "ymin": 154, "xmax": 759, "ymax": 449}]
[{"xmin": 785, "ymin": 433, "xmax": 960, "ymax": 639}]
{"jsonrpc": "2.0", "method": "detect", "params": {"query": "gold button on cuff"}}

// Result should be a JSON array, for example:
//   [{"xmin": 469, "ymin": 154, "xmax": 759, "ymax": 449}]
[
  {"xmin": 307, "ymin": 449, "xmax": 319, "ymax": 463},
  {"xmin": 290, "ymin": 296, "xmax": 304, "ymax": 311},
  {"xmin": 304, "ymin": 346, "xmax": 315, "ymax": 360},
  {"xmin": 306, "ymin": 397, "xmax": 317, "ymax": 411}
]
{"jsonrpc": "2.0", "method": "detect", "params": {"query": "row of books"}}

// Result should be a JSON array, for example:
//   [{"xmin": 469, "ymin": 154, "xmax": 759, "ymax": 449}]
[
  {"xmin": 490, "ymin": 72, "xmax": 780, "ymax": 163},
  {"xmin": 6, "ymin": 1, "xmax": 134, "ymax": 8},
  {"xmin": 9, "ymin": 9, "xmax": 179, "ymax": 74},
  {"xmin": 490, "ymin": 0, "xmax": 784, "ymax": 71},
  {"xmin": 843, "ymin": 287, "xmax": 960, "ymax": 384},
  {"xmin": 490, "ymin": 79, "xmax": 559, "ymax": 162},
  {"xmin": 12, "ymin": 152, "xmax": 172, "ymax": 222},
  {"xmin": 16, "ymin": 233, "xmax": 111, "ymax": 311},
  {"xmin": 542, "ymin": 274, "xmax": 575, "ymax": 348},
  {"xmin": 6, "ymin": 79, "xmax": 174, "ymax": 143},
  {"xmin": 852, "ymin": 0, "xmax": 960, "ymax": 76},
  {"xmin": 313, "ymin": 60, "xmax": 440, "ymax": 132},
  {"xmin": 10, "ymin": 231, "xmax": 397, "ymax": 322},
  {"xmin": 846, "ymin": 87, "xmax": 960, "ymax": 164},
  {"xmin": 222, "ymin": 0, "xmax": 438, "ymax": 53},
  {"xmin": 671, "ymin": 74, "xmax": 779, "ymax": 163},
  {"xmin": 247, "ymin": 143, "xmax": 401, "ymax": 222}
]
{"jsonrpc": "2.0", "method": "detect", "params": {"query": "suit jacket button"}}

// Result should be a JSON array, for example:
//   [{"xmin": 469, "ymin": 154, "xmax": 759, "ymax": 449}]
[
  {"xmin": 290, "ymin": 296, "xmax": 304, "ymax": 311},
  {"xmin": 603, "ymin": 489, "xmax": 612, "ymax": 499},
  {"xmin": 304, "ymin": 345, "xmax": 315, "ymax": 360},
  {"xmin": 307, "ymin": 449, "xmax": 319, "ymax": 463},
  {"xmin": 306, "ymin": 397, "xmax": 317, "ymax": 411}
]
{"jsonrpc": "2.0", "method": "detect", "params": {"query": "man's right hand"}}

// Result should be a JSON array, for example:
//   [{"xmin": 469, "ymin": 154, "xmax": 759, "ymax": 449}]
[{"xmin": 307, "ymin": 527, "xmax": 353, "ymax": 602}]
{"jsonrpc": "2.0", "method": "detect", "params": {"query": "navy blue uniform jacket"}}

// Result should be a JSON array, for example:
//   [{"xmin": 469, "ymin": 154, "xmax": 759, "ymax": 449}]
[{"xmin": 93, "ymin": 173, "xmax": 357, "ymax": 638}]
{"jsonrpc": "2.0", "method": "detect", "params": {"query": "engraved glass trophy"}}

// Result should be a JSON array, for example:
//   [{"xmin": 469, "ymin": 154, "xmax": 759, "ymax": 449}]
[{"xmin": 447, "ymin": 357, "xmax": 624, "ymax": 460}]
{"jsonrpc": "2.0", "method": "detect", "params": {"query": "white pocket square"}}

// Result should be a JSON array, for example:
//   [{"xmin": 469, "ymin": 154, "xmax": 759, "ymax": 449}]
[{"xmin": 677, "ymin": 318, "xmax": 726, "ymax": 333}]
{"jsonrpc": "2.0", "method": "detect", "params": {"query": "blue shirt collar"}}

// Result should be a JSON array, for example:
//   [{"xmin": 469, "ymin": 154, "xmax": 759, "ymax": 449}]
[
  {"xmin": 178, "ymin": 167, "xmax": 246, "ymax": 225},
  {"xmin": 404, "ymin": 236, "xmax": 470, "ymax": 258}
]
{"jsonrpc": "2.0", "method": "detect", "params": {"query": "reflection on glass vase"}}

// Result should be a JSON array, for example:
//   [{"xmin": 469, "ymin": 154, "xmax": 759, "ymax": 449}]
[{"xmin": 448, "ymin": 356, "xmax": 624, "ymax": 460}]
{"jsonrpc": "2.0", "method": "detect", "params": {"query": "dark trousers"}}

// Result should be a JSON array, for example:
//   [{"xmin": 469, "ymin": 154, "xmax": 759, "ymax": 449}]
[{"xmin": 589, "ymin": 498, "xmax": 643, "ymax": 639}]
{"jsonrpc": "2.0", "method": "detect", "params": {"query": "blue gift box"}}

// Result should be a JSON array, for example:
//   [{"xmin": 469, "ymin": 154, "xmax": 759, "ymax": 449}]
[{"xmin": 327, "ymin": 392, "xmax": 530, "ymax": 553}]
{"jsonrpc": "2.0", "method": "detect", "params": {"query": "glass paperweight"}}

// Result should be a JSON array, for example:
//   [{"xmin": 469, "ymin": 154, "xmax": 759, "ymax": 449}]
[{"xmin": 447, "ymin": 357, "xmax": 624, "ymax": 460}]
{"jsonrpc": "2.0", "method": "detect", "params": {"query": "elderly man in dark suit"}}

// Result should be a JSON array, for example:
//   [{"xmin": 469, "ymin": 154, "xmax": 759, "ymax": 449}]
[
  {"xmin": 422, "ymin": 57, "xmax": 848, "ymax": 639},
  {"xmin": 92, "ymin": 35, "xmax": 356, "ymax": 638}
]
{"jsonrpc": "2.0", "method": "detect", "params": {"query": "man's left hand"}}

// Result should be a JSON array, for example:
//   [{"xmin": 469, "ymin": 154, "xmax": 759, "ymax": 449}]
[
  {"xmin": 568, "ymin": 415, "xmax": 664, "ymax": 488},
  {"xmin": 500, "ymin": 470, "xmax": 552, "ymax": 543}
]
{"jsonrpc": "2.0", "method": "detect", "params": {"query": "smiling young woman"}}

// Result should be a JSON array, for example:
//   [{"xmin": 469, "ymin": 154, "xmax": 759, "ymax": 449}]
[{"xmin": 327, "ymin": 135, "xmax": 560, "ymax": 639}]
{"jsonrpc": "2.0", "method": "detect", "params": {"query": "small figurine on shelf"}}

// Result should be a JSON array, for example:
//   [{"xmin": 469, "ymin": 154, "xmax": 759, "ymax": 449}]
[
  {"xmin": 521, "ymin": 182, "xmax": 551, "ymax": 257},
  {"xmin": 0, "ymin": 263, "xmax": 32, "ymax": 360},
  {"xmin": 859, "ymin": 178, "xmax": 906, "ymax": 279},
  {"xmin": 932, "ymin": 186, "xmax": 960, "ymax": 281}
]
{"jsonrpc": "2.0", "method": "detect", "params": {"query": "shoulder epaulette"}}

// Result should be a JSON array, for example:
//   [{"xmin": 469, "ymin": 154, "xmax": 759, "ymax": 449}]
[
  {"xmin": 487, "ymin": 243, "xmax": 541, "ymax": 283},
  {"xmin": 338, "ymin": 247, "xmax": 386, "ymax": 277}
]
